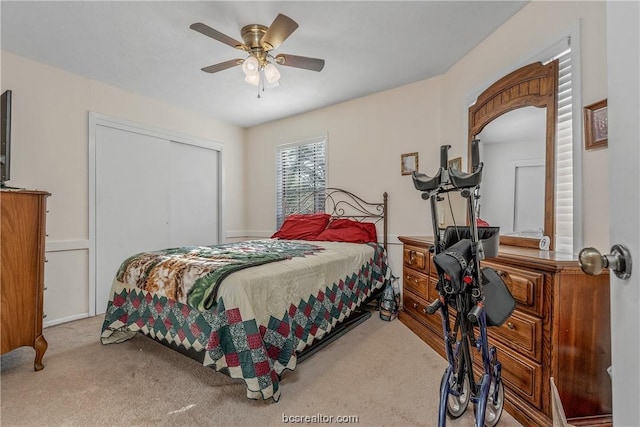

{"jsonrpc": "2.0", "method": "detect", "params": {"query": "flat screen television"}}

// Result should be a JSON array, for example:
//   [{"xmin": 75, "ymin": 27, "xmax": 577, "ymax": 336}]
[{"xmin": 1, "ymin": 89, "xmax": 11, "ymax": 187}]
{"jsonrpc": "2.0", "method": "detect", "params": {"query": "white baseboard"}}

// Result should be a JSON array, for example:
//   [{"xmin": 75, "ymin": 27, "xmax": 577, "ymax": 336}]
[
  {"xmin": 43, "ymin": 312, "xmax": 91, "ymax": 328},
  {"xmin": 225, "ymin": 230, "xmax": 273, "ymax": 239}
]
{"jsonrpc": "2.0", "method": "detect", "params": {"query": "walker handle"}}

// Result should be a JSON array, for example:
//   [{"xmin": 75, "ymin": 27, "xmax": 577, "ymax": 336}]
[
  {"xmin": 471, "ymin": 139, "xmax": 481, "ymax": 172},
  {"xmin": 425, "ymin": 298, "xmax": 442, "ymax": 315},
  {"xmin": 467, "ymin": 304, "xmax": 483, "ymax": 324},
  {"xmin": 440, "ymin": 145, "xmax": 451, "ymax": 169}
]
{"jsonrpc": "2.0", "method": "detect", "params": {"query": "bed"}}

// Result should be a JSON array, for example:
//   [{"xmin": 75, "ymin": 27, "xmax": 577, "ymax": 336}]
[{"xmin": 100, "ymin": 188, "xmax": 390, "ymax": 401}]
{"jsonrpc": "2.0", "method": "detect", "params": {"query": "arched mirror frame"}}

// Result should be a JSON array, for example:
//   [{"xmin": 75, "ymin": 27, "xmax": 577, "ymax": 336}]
[{"xmin": 468, "ymin": 60, "xmax": 559, "ymax": 250}]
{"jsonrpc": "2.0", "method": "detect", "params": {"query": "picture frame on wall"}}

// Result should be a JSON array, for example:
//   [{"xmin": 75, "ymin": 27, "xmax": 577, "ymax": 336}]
[
  {"xmin": 448, "ymin": 157, "xmax": 462, "ymax": 171},
  {"xmin": 584, "ymin": 99, "xmax": 608, "ymax": 150},
  {"xmin": 401, "ymin": 152, "xmax": 418, "ymax": 175}
]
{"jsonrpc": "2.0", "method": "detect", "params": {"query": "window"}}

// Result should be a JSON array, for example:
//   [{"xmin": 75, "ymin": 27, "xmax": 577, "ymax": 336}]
[
  {"xmin": 554, "ymin": 49, "xmax": 574, "ymax": 254},
  {"xmin": 275, "ymin": 136, "xmax": 326, "ymax": 228}
]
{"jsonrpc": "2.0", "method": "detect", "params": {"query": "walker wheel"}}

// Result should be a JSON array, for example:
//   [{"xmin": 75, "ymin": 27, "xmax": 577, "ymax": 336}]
[
  {"xmin": 475, "ymin": 379, "xmax": 504, "ymax": 427},
  {"xmin": 445, "ymin": 370, "xmax": 470, "ymax": 418}
]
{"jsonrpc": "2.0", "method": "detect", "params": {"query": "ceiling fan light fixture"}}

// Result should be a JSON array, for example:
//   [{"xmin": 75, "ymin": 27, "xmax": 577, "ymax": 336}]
[
  {"xmin": 264, "ymin": 78, "xmax": 280, "ymax": 89},
  {"xmin": 264, "ymin": 63, "xmax": 281, "ymax": 83},
  {"xmin": 242, "ymin": 56, "xmax": 259, "ymax": 75},
  {"xmin": 244, "ymin": 72, "xmax": 260, "ymax": 86}
]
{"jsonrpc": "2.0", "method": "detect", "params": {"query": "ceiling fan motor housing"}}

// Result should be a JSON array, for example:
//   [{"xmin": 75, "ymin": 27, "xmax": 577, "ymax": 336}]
[{"xmin": 240, "ymin": 24, "xmax": 269, "ymax": 49}]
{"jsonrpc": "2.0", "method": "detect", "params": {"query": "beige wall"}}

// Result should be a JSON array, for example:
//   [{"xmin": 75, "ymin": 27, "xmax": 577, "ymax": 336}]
[
  {"xmin": 246, "ymin": 76, "xmax": 444, "ymax": 238},
  {"xmin": 245, "ymin": 1, "xmax": 609, "ymax": 275},
  {"xmin": 1, "ymin": 51, "xmax": 245, "ymax": 325}
]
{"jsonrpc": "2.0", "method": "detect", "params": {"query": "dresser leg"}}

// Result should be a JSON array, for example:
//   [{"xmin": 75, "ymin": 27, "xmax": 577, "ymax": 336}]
[{"xmin": 34, "ymin": 334, "xmax": 48, "ymax": 371}]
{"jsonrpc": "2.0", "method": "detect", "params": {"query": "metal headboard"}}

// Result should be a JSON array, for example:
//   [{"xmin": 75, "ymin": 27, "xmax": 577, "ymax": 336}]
[{"xmin": 296, "ymin": 187, "xmax": 388, "ymax": 251}]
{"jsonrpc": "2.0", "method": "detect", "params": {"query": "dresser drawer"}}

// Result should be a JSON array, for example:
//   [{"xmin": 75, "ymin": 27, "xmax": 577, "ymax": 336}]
[
  {"xmin": 482, "ymin": 261, "xmax": 544, "ymax": 316},
  {"xmin": 488, "ymin": 310, "xmax": 542, "ymax": 363},
  {"xmin": 404, "ymin": 269, "xmax": 429, "ymax": 299},
  {"xmin": 402, "ymin": 291, "xmax": 443, "ymax": 337},
  {"xmin": 403, "ymin": 269, "xmax": 440, "ymax": 301},
  {"xmin": 490, "ymin": 342, "xmax": 543, "ymax": 410},
  {"xmin": 473, "ymin": 339, "xmax": 543, "ymax": 410},
  {"xmin": 403, "ymin": 245, "xmax": 429, "ymax": 274},
  {"xmin": 429, "ymin": 254, "xmax": 438, "ymax": 278},
  {"xmin": 427, "ymin": 276, "xmax": 440, "ymax": 301}
]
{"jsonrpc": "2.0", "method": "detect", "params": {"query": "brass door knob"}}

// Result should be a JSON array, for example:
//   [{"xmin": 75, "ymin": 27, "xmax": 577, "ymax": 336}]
[{"xmin": 579, "ymin": 244, "xmax": 632, "ymax": 279}]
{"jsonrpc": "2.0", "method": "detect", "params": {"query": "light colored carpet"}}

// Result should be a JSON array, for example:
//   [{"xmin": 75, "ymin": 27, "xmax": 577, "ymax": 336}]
[{"xmin": 0, "ymin": 313, "xmax": 522, "ymax": 427}]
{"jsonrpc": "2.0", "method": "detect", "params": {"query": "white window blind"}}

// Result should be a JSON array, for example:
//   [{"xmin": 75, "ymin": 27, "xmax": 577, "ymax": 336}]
[
  {"xmin": 275, "ymin": 137, "xmax": 326, "ymax": 228},
  {"xmin": 555, "ymin": 50, "xmax": 574, "ymax": 254}
]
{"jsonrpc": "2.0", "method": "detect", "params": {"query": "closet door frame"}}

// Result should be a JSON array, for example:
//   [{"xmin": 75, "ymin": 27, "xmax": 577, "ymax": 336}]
[{"xmin": 88, "ymin": 112, "xmax": 223, "ymax": 316}]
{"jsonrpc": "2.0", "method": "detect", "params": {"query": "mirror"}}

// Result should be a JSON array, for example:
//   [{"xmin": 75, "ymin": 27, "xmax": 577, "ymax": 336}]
[
  {"xmin": 476, "ymin": 107, "xmax": 546, "ymax": 238},
  {"xmin": 469, "ymin": 60, "xmax": 558, "ymax": 250}
]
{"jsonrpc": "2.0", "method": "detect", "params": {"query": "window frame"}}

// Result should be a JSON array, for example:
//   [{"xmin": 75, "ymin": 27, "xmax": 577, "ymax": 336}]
[{"xmin": 274, "ymin": 135, "xmax": 327, "ymax": 229}]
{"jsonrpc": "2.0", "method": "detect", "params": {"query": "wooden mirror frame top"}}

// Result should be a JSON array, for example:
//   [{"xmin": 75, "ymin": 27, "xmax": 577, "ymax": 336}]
[{"xmin": 468, "ymin": 60, "xmax": 559, "ymax": 250}]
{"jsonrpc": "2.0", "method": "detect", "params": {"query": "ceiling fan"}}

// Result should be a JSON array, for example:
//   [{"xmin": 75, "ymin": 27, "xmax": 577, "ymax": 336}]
[{"xmin": 190, "ymin": 14, "xmax": 325, "ymax": 90}]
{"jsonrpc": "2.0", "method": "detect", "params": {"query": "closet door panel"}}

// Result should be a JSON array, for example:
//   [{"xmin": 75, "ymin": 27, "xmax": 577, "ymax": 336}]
[
  {"xmin": 95, "ymin": 125, "xmax": 170, "ymax": 314},
  {"xmin": 169, "ymin": 141, "xmax": 219, "ymax": 248}
]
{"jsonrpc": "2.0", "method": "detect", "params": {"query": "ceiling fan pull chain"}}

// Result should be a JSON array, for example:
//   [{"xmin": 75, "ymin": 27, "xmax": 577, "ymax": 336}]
[{"xmin": 262, "ymin": 71, "xmax": 266, "ymax": 94}]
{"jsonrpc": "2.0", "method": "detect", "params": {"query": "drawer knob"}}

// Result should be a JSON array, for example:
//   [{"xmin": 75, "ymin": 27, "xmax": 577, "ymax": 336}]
[
  {"xmin": 412, "ymin": 302, "xmax": 418, "ymax": 309},
  {"xmin": 495, "ymin": 269, "xmax": 514, "ymax": 286},
  {"xmin": 507, "ymin": 322, "xmax": 515, "ymax": 330},
  {"xmin": 405, "ymin": 275, "xmax": 418, "ymax": 285}
]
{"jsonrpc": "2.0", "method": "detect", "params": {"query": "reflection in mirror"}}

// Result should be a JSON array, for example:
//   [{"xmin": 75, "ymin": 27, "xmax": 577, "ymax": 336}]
[{"xmin": 475, "ymin": 106, "xmax": 547, "ymax": 238}]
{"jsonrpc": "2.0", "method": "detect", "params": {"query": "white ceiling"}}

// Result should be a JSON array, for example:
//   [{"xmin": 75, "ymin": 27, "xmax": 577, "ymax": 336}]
[{"xmin": 1, "ymin": 1, "xmax": 528, "ymax": 128}]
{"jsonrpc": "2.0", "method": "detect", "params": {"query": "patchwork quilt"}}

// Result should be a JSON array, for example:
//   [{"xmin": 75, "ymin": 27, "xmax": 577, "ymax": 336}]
[{"xmin": 101, "ymin": 240, "xmax": 388, "ymax": 401}]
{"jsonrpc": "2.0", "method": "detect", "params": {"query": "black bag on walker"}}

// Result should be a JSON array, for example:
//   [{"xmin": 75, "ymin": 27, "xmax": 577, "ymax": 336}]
[
  {"xmin": 438, "ymin": 226, "xmax": 500, "ymax": 257},
  {"xmin": 481, "ymin": 267, "xmax": 516, "ymax": 327},
  {"xmin": 433, "ymin": 238, "xmax": 473, "ymax": 294},
  {"xmin": 432, "ymin": 226, "xmax": 515, "ymax": 326}
]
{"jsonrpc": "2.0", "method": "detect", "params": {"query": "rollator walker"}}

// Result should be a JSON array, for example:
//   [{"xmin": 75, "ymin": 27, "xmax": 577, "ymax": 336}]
[{"xmin": 411, "ymin": 143, "xmax": 516, "ymax": 427}]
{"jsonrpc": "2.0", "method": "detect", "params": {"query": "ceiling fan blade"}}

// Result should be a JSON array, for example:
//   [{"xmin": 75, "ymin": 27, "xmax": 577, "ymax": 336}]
[
  {"xmin": 190, "ymin": 22, "xmax": 246, "ymax": 50},
  {"xmin": 260, "ymin": 14, "xmax": 298, "ymax": 50},
  {"xmin": 275, "ymin": 54, "xmax": 325, "ymax": 72},
  {"xmin": 201, "ymin": 59, "xmax": 242, "ymax": 74}
]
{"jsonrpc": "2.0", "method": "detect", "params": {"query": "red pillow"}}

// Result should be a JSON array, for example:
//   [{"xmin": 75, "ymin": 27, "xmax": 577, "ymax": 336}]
[
  {"xmin": 477, "ymin": 217, "xmax": 490, "ymax": 227},
  {"xmin": 315, "ymin": 218, "xmax": 378, "ymax": 243},
  {"xmin": 271, "ymin": 213, "xmax": 331, "ymax": 240}
]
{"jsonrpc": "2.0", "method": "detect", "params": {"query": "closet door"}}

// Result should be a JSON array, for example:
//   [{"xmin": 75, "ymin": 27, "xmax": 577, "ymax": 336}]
[
  {"xmin": 93, "ymin": 117, "xmax": 222, "ymax": 315},
  {"xmin": 95, "ymin": 125, "xmax": 171, "ymax": 314},
  {"xmin": 169, "ymin": 141, "xmax": 219, "ymax": 247}
]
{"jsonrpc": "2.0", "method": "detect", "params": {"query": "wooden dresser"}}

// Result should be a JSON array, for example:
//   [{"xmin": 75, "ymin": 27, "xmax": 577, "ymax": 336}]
[
  {"xmin": 1, "ymin": 189, "xmax": 49, "ymax": 370},
  {"xmin": 398, "ymin": 236, "xmax": 612, "ymax": 427}
]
